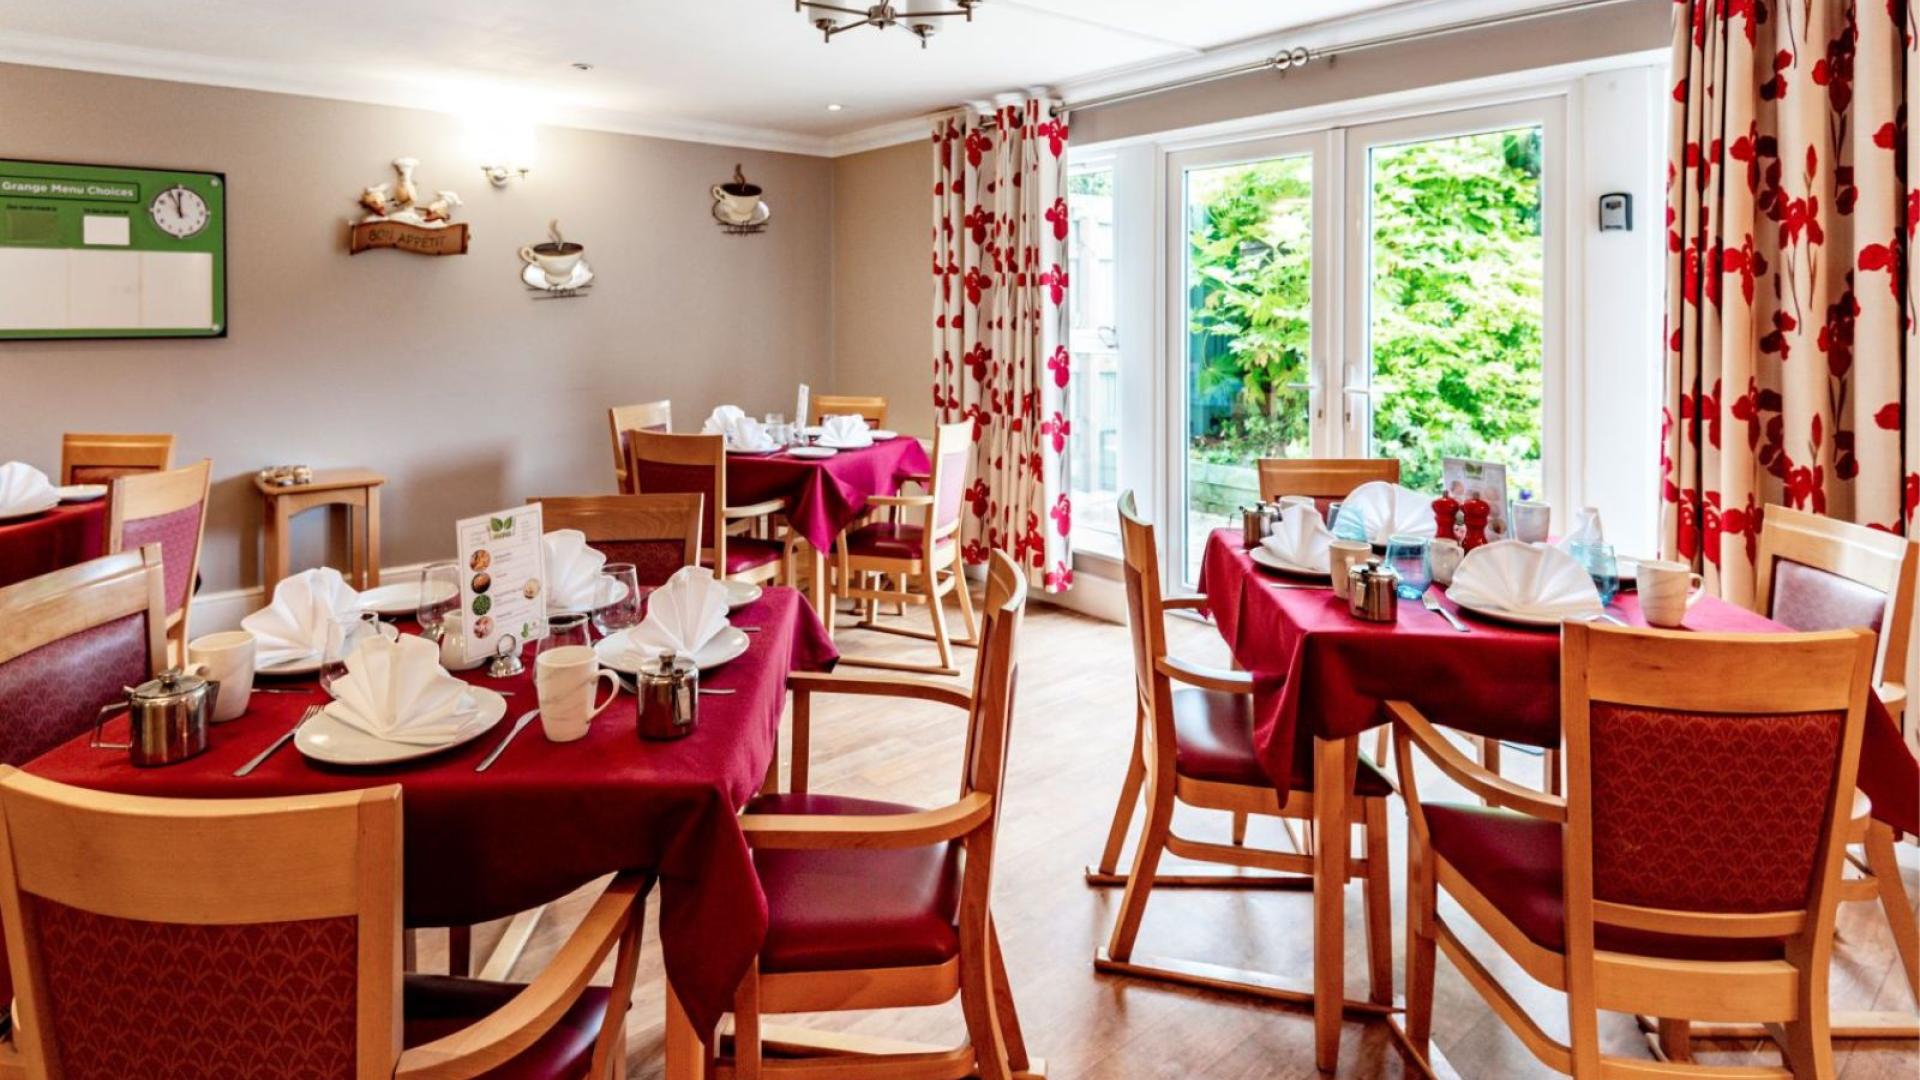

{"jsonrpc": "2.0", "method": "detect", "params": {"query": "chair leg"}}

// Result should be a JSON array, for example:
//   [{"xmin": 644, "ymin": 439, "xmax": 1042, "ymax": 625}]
[
  {"xmin": 1655, "ymin": 1019, "xmax": 1693, "ymax": 1063},
  {"xmin": 959, "ymin": 920, "xmax": 1014, "ymax": 1080},
  {"xmin": 1230, "ymin": 812, "xmax": 1248, "ymax": 846},
  {"xmin": 1093, "ymin": 707, "xmax": 1146, "ymax": 877},
  {"xmin": 953, "ymin": 567, "xmax": 980, "ymax": 644},
  {"xmin": 1863, "ymin": 821, "xmax": 1920, "ymax": 1002},
  {"xmin": 733, "ymin": 959, "xmax": 763, "ymax": 1080},
  {"xmin": 590, "ymin": 890, "xmax": 646, "ymax": 1079},
  {"xmin": 1543, "ymin": 747, "xmax": 1562, "ymax": 796},
  {"xmin": 1779, "ymin": 941, "xmax": 1836, "ymax": 1080},
  {"xmin": 925, "ymin": 569, "xmax": 955, "ymax": 672},
  {"xmin": 448, "ymin": 925, "xmax": 471, "ymax": 976},
  {"xmin": 988, "ymin": 919, "xmax": 1031, "ymax": 1073},
  {"xmin": 1361, "ymin": 797, "xmax": 1394, "ymax": 1007},
  {"xmin": 1405, "ymin": 832, "xmax": 1437, "ymax": 1056},
  {"xmin": 1106, "ymin": 766, "xmax": 1172, "ymax": 962}
]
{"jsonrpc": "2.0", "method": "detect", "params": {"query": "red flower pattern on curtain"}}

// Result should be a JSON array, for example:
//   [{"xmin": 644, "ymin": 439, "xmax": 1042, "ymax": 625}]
[
  {"xmin": 932, "ymin": 100, "xmax": 1074, "ymax": 591},
  {"xmin": 1663, "ymin": 0, "xmax": 1916, "ymax": 605}
]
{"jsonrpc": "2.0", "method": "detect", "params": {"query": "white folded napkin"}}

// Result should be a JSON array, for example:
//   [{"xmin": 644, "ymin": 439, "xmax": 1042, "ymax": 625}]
[
  {"xmin": 818, "ymin": 414, "xmax": 874, "ymax": 449},
  {"xmin": 702, "ymin": 405, "xmax": 777, "ymax": 452},
  {"xmin": 542, "ymin": 529, "xmax": 608, "ymax": 612},
  {"xmin": 1447, "ymin": 540, "xmax": 1603, "ymax": 620},
  {"xmin": 621, "ymin": 566, "xmax": 730, "ymax": 661},
  {"xmin": 1340, "ymin": 481, "xmax": 1438, "ymax": 546},
  {"xmin": 1260, "ymin": 505, "xmax": 1332, "ymax": 572},
  {"xmin": 0, "ymin": 462, "xmax": 57, "ymax": 515},
  {"xmin": 241, "ymin": 568, "xmax": 362, "ymax": 667},
  {"xmin": 325, "ymin": 634, "xmax": 478, "ymax": 744}
]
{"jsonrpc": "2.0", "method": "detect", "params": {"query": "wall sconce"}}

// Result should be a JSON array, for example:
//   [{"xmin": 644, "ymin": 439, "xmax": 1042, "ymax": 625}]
[
  {"xmin": 469, "ymin": 113, "xmax": 537, "ymax": 188},
  {"xmin": 482, "ymin": 162, "xmax": 531, "ymax": 188}
]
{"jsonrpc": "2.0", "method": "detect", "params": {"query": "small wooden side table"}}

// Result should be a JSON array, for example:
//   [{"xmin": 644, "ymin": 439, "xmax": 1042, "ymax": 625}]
[{"xmin": 256, "ymin": 468, "xmax": 385, "ymax": 593}]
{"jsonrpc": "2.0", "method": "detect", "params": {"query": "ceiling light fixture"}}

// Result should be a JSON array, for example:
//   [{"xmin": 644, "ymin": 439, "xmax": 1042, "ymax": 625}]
[{"xmin": 796, "ymin": 1, "xmax": 983, "ymax": 49}]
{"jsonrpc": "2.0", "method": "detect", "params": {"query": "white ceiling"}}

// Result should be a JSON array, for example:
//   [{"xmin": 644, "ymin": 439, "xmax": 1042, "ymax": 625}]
[{"xmin": 0, "ymin": 0, "xmax": 1560, "ymax": 154}]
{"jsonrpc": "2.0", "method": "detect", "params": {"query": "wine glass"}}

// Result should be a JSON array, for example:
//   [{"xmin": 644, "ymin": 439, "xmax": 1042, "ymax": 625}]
[
  {"xmin": 593, "ymin": 563, "xmax": 643, "ymax": 638},
  {"xmin": 416, "ymin": 561, "xmax": 460, "ymax": 641},
  {"xmin": 1571, "ymin": 541, "xmax": 1620, "ymax": 607},
  {"xmin": 539, "ymin": 612, "xmax": 593, "ymax": 659},
  {"xmin": 1385, "ymin": 534, "xmax": 1432, "ymax": 601},
  {"xmin": 321, "ymin": 611, "xmax": 388, "ymax": 695}
]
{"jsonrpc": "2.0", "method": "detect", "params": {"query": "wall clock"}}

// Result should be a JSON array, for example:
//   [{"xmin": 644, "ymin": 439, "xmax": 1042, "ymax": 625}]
[{"xmin": 149, "ymin": 184, "xmax": 210, "ymax": 238}]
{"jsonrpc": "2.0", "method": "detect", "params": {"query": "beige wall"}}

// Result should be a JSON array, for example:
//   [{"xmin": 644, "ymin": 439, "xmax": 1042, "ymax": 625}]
[
  {"xmin": 0, "ymin": 63, "xmax": 834, "ymax": 592},
  {"xmin": 829, "ymin": 140, "xmax": 931, "ymax": 436}
]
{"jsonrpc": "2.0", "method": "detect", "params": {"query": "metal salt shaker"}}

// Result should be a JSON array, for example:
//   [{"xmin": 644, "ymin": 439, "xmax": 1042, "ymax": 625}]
[
  {"xmin": 636, "ymin": 651, "xmax": 699, "ymax": 741},
  {"xmin": 1347, "ymin": 561, "xmax": 1400, "ymax": 623}
]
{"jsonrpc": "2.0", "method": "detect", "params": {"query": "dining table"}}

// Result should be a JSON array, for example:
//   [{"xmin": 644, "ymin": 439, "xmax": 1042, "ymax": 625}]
[
  {"xmin": 0, "ymin": 501, "xmax": 106, "ymax": 589},
  {"xmin": 23, "ymin": 586, "xmax": 838, "ymax": 1040},
  {"xmin": 1196, "ymin": 527, "xmax": 1920, "ymax": 1070}
]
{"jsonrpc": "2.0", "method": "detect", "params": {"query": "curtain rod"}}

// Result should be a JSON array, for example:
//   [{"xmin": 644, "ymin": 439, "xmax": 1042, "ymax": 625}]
[{"xmin": 1044, "ymin": 0, "xmax": 1647, "ymax": 118}]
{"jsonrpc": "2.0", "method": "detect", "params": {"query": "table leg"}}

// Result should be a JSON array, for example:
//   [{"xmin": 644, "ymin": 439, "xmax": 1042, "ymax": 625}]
[
  {"xmin": 808, "ymin": 542, "xmax": 832, "ymax": 641},
  {"xmin": 265, "ymin": 499, "xmax": 291, "ymax": 595},
  {"xmin": 1313, "ymin": 735, "xmax": 1355, "ymax": 1073},
  {"xmin": 365, "ymin": 485, "xmax": 381, "ymax": 587},
  {"xmin": 665, "ymin": 983, "xmax": 709, "ymax": 1080},
  {"xmin": 348, "ymin": 499, "xmax": 368, "ymax": 590}
]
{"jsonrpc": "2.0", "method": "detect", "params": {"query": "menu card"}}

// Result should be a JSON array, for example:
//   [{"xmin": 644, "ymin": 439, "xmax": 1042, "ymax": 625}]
[
  {"xmin": 795, "ymin": 383, "xmax": 810, "ymax": 429},
  {"xmin": 1441, "ymin": 458, "xmax": 1510, "ymax": 540},
  {"xmin": 455, "ymin": 503, "xmax": 548, "ymax": 665}
]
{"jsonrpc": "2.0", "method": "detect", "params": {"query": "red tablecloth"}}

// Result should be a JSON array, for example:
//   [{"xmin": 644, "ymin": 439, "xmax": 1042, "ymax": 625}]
[
  {"xmin": 1198, "ymin": 529, "xmax": 1920, "ymax": 836},
  {"xmin": 726, "ymin": 439, "xmax": 931, "ymax": 551},
  {"xmin": 26, "ymin": 587, "xmax": 836, "ymax": 1034},
  {"xmin": 0, "ymin": 503, "xmax": 106, "ymax": 589}
]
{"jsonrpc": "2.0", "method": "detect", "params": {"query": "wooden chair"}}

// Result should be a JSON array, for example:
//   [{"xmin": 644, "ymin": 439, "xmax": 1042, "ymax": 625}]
[
  {"xmin": 1092, "ymin": 491, "xmax": 1397, "ymax": 1016},
  {"xmin": 1394, "ymin": 621, "xmax": 1877, "ymax": 1078},
  {"xmin": 626, "ymin": 431, "xmax": 788, "ymax": 587},
  {"xmin": 698, "ymin": 550, "xmax": 1037, "ymax": 1079},
  {"xmin": 58, "ymin": 432, "xmax": 174, "ymax": 487},
  {"xmin": 831, "ymin": 421, "xmax": 978, "ymax": 677},
  {"xmin": 1255, "ymin": 457, "xmax": 1400, "ymax": 504},
  {"xmin": 531, "ymin": 493, "xmax": 704, "ymax": 587},
  {"xmin": 0, "ymin": 769, "xmax": 647, "ymax": 1078},
  {"xmin": 106, "ymin": 459, "xmax": 210, "ymax": 665},
  {"xmin": 809, "ymin": 395, "xmax": 887, "ymax": 429},
  {"xmin": 609, "ymin": 400, "xmax": 672, "ymax": 494},
  {"xmin": 1648, "ymin": 504, "xmax": 1920, "ymax": 1051},
  {"xmin": 0, "ymin": 547, "xmax": 166, "ymax": 769}
]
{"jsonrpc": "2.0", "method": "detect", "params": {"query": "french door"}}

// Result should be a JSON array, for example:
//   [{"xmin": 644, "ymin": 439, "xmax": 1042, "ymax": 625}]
[{"xmin": 1164, "ymin": 98, "xmax": 1561, "ymax": 580}]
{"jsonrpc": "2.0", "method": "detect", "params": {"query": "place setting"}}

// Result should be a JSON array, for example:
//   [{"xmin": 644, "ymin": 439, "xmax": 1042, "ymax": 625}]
[{"xmin": 0, "ymin": 461, "xmax": 61, "ymax": 522}]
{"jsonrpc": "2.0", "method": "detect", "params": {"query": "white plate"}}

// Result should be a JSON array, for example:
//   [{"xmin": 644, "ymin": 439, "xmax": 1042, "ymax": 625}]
[
  {"xmin": 724, "ymin": 580, "xmax": 763, "ymax": 610},
  {"xmin": 726, "ymin": 444, "xmax": 780, "ymax": 455},
  {"xmin": 296, "ymin": 687, "xmax": 507, "ymax": 766},
  {"xmin": 814, "ymin": 438, "xmax": 873, "ymax": 451},
  {"xmin": 787, "ymin": 446, "xmax": 838, "ymax": 460},
  {"xmin": 1249, "ymin": 546, "xmax": 1330, "ymax": 578},
  {"xmin": 0, "ymin": 499, "xmax": 58, "ymax": 522},
  {"xmin": 357, "ymin": 580, "xmax": 458, "ymax": 618},
  {"xmin": 593, "ymin": 625, "xmax": 751, "ymax": 674},
  {"xmin": 256, "ymin": 653, "xmax": 324, "ymax": 677},
  {"xmin": 871, "ymin": 429, "xmax": 899, "ymax": 441},
  {"xmin": 55, "ymin": 484, "xmax": 108, "ymax": 503},
  {"xmin": 1443, "ymin": 589, "xmax": 1592, "ymax": 628}
]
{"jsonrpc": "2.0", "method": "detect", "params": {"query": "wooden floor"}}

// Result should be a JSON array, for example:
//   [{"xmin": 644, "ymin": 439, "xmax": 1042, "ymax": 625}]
[{"xmin": 423, "ymin": 595, "xmax": 1920, "ymax": 1078}]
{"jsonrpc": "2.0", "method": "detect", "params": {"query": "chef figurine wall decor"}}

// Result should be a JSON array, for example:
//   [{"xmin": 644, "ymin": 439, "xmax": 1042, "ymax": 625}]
[
  {"xmin": 712, "ymin": 163, "xmax": 769, "ymax": 235},
  {"xmin": 348, "ymin": 157, "xmax": 470, "ymax": 256}
]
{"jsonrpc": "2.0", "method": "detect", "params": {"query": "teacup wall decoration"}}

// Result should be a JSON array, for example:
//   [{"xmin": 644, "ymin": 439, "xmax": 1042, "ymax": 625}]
[
  {"xmin": 348, "ymin": 157, "xmax": 469, "ymax": 255},
  {"xmin": 712, "ymin": 163, "xmax": 768, "ymax": 235},
  {"xmin": 521, "ymin": 218, "xmax": 593, "ymax": 298}
]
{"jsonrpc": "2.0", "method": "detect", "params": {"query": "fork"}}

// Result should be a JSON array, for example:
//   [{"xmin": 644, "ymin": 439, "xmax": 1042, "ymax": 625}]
[
  {"xmin": 235, "ymin": 705, "xmax": 318, "ymax": 776},
  {"xmin": 1422, "ymin": 591, "xmax": 1471, "ymax": 632}
]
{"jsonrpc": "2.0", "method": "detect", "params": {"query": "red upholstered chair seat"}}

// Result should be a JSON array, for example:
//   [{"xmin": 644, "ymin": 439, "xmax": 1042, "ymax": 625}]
[
  {"xmin": 748, "ymin": 792, "xmax": 962, "ymax": 975},
  {"xmin": 711, "ymin": 537, "xmax": 785, "ymax": 576},
  {"xmin": 1171, "ymin": 688, "xmax": 1393, "ymax": 796},
  {"xmin": 1424, "ymin": 804, "xmax": 1786, "ymax": 962},
  {"xmin": 843, "ymin": 522, "xmax": 949, "ymax": 561},
  {"xmin": 404, "ymin": 975, "xmax": 610, "ymax": 1079}
]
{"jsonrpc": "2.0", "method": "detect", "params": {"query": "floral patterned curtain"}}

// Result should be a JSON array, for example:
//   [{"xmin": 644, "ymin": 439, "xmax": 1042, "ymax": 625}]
[
  {"xmin": 1662, "ymin": 0, "xmax": 1916, "ymax": 606},
  {"xmin": 932, "ymin": 99, "xmax": 1074, "ymax": 592}
]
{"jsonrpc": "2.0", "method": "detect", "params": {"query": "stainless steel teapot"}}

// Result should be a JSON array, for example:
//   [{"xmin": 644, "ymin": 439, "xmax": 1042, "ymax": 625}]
[
  {"xmin": 92, "ymin": 669, "xmax": 218, "ymax": 767},
  {"xmin": 635, "ymin": 651, "xmax": 698, "ymax": 741}
]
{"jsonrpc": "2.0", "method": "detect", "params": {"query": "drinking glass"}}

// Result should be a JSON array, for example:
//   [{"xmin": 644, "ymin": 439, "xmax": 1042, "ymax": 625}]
[
  {"xmin": 321, "ymin": 611, "xmax": 391, "ymax": 695},
  {"xmin": 1571, "ymin": 541, "xmax": 1620, "ymax": 607},
  {"xmin": 593, "ymin": 563, "xmax": 643, "ymax": 638},
  {"xmin": 416, "ymin": 561, "xmax": 461, "ymax": 642},
  {"xmin": 1385, "ymin": 534, "xmax": 1432, "ymax": 600},
  {"xmin": 539, "ymin": 613, "xmax": 593, "ymax": 658}
]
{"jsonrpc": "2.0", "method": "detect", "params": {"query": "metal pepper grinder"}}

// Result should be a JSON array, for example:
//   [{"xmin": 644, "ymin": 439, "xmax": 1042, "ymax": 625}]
[{"xmin": 636, "ymin": 651, "xmax": 699, "ymax": 741}]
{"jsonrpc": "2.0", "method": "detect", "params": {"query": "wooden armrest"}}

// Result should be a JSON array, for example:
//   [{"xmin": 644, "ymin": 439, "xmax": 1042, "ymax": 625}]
[
  {"xmin": 742, "ymin": 792, "xmax": 992, "ymax": 850},
  {"xmin": 787, "ymin": 670, "xmax": 971, "ymax": 711},
  {"xmin": 1163, "ymin": 594, "xmax": 1210, "ymax": 611},
  {"xmin": 395, "ymin": 873, "xmax": 649, "ymax": 1078},
  {"xmin": 864, "ymin": 494, "xmax": 934, "ymax": 509},
  {"xmin": 1386, "ymin": 701, "xmax": 1566, "ymax": 822},
  {"xmin": 1154, "ymin": 655, "xmax": 1253, "ymax": 694},
  {"xmin": 725, "ymin": 499, "xmax": 787, "ymax": 519}
]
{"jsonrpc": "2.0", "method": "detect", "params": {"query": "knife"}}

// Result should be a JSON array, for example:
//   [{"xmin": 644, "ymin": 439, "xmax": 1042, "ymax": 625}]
[{"xmin": 476, "ymin": 708, "xmax": 541, "ymax": 772}]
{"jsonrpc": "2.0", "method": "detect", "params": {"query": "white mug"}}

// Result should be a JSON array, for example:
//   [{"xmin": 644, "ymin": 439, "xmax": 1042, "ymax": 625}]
[
  {"xmin": 1278, "ymin": 494, "xmax": 1317, "ymax": 514},
  {"xmin": 187, "ymin": 630, "xmax": 255, "ymax": 722},
  {"xmin": 1329, "ymin": 540, "xmax": 1373, "ymax": 600},
  {"xmin": 1637, "ymin": 559, "xmax": 1705, "ymax": 628},
  {"xmin": 535, "ymin": 645, "xmax": 620, "ymax": 742},
  {"xmin": 1428, "ymin": 539, "xmax": 1464, "ymax": 587},
  {"xmin": 519, "ymin": 242, "xmax": 584, "ymax": 286},
  {"xmin": 1511, "ymin": 501, "xmax": 1552, "ymax": 544}
]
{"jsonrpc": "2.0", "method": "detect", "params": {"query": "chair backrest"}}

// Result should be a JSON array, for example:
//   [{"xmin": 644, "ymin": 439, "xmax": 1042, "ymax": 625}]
[
  {"xmin": 1256, "ymin": 458, "xmax": 1400, "ymax": 503},
  {"xmin": 529, "ymin": 493, "xmax": 704, "ymax": 587},
  {"xmin": 1116, "ymin": 493, "xmax": 1174, "ymax": 746},
  {"xmin": 0, "ymin": 769, "xmax": 402, "ymax": 1078},
  {"xmin": 928, "ymin": 422, "xmax": 974, "ymax": 539},
  {"xmin": 58, "ymin": 433, "xmax": 174, "ymax": 488},
  {"xmin": 956, "ymin": 552, "xmax": 1027, "ymax": 905},
  {"xmin": 0, "ymin": 548, "xmax": 167, "ymax": 768},
  {"xmin": 107, "ymin": 459, "xmax": 211, "ymax": 624},
  {"xmin": 1561, "ymin": 622, "xmax": 1873, "ymax": 953},
  {"xmin": 811, "ymin": 395, "xmax": 888, "ymax": 429},
  {"xmin": 1754, "ymin": 503, "xmax": 1917, "ymax": 689},
  {"xmin": 625, "ymin": 431, "xmax": 730, "ymax": 569},
  {"xmin": 608, "ymin": 401, "xmax": 673, "ymax": 494}
]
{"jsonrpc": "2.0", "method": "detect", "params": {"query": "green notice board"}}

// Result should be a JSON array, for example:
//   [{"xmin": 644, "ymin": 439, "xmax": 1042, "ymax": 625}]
[{"xmin": 0, "ymin": 159, "xmax": 227, "ymax": 340}]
